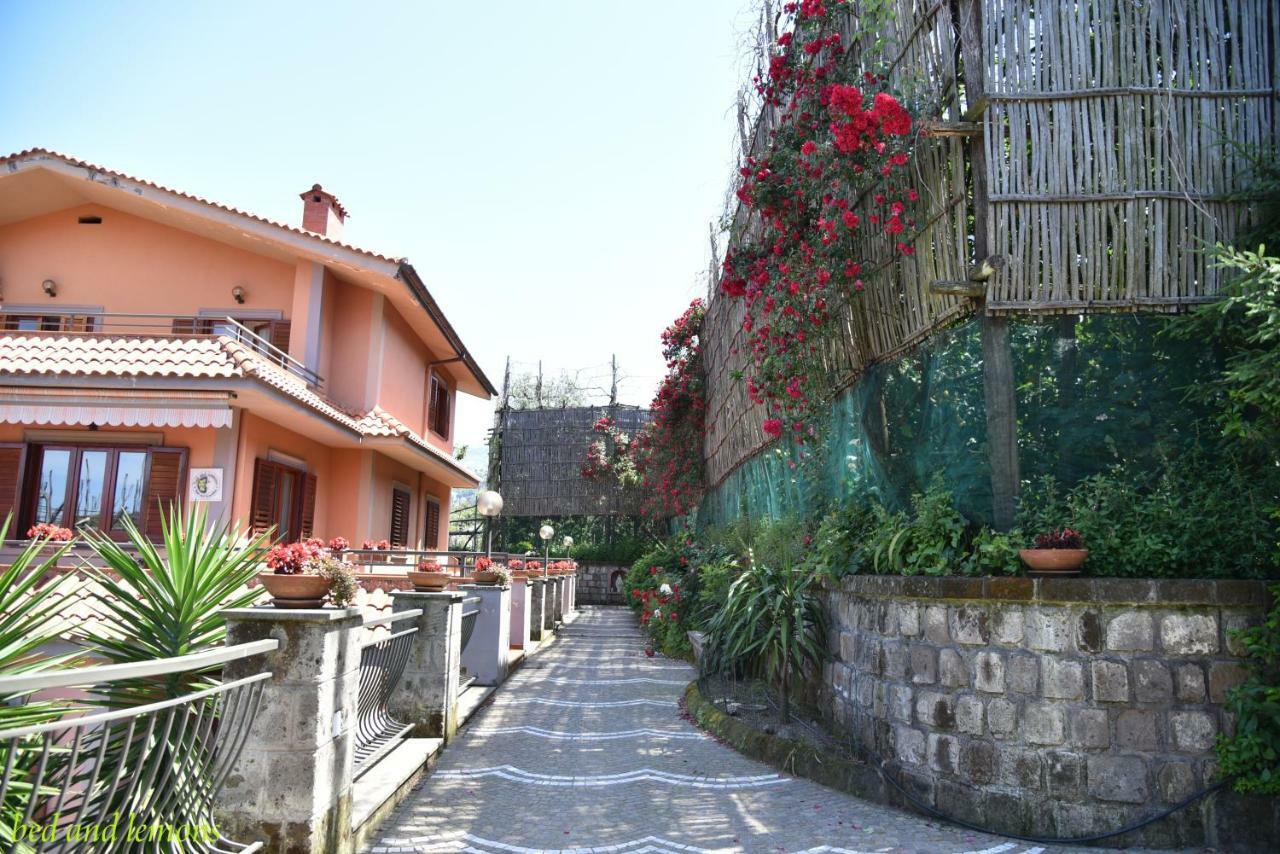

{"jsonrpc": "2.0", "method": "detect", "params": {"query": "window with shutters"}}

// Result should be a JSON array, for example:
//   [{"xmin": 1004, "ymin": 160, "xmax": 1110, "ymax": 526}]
[
  {"xmin": 424, "ymin": 497, "xmax": 441, "ymax": 549},
  {"xmin": 15, "ymin": 444, "xmax": 186, "ymax": 539},
  {"xmin": 427, "ymin": 372, "xmax": 452, "ymax": 439},
  {"xmin": 249, "ymin": 458, "xmax": 316, "ymax": 542},
  {"xmin": 389, "ymin": 487, "xmax": 411, "ymax": 548}
]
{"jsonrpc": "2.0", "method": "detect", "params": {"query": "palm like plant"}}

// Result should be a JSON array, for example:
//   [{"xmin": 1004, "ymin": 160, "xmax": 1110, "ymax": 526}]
[
  {"xmin": 0, "ymin": 516, "xmax": 77, "ymax": 852},
  {"xmin": 704, "ymin": 553, "xmax": 828, "ymax": 722},
  {"xmin": 67, "ymin": 505, "xmax": 271, "ymax": 838}
]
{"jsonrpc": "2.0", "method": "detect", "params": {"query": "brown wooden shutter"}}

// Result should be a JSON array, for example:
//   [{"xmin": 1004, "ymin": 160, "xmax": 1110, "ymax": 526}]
[
  {"xmin": 269, "ymin": 321, "xmax": 291, "ymax": 354},
  {"xmin": 144, "ymin": 448, "xmax": 186, "ymax": 539},
  {"xmin": 0, "ymin": 444, "xmax": 27, "ymax": 537},
  {"xmin": 424, "ymin": 498, "xmax": 441, "ymax": 549},
  {"xmin": 249, "ymin": 459, "xmax": 280, "ymax": 539},
  {"xmin": 299, "ymin": 473, "xmax": 318, "ymax": 539},
  {"xmin": 389, "ymin": 488, "xmax": 410, "ymax": 547}
]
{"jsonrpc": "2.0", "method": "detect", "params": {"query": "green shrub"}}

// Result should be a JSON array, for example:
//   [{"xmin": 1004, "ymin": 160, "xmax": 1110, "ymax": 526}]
[
  {"xmin": 1018, "ymin": 451, "xmax": 1278, "ymax": 579},
  {"xmin": 865, "ymin": 476, "xmax": 968, "ymax": 575},
  {"xmin": 1217, "ymin": 584, "xmax": 1280, "ymax": 793},
  {"xmin": 964, "ymin": 527, "xmax": 1024, "ymax": 576},
  {"xmin": 704, "ymin": 559, "xmax": 827, "ymax": 722}
]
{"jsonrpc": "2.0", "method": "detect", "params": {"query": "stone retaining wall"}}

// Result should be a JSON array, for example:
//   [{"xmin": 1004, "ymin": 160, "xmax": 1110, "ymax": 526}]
[
  {"xmin": 576, "ymin": 562, "xmax": 628, "ymax": 605},
  {"xmin": 821, "ymin": 575, "xmax": 1276, "ymax": 848}
]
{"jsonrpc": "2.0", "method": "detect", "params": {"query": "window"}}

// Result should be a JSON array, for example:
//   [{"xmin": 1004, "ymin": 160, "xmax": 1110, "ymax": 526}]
[
  {"xmin": 427, "ymin": 372, "xmax": 452, "ymax": 439},
  {"xmin": 389, "ymin": 487, "xmax": 411, "ymax": 548},
  {"xmin": 424, "ymin": 497, "xmax": 441, "ymax": 549},
  {"xmin": 249, "ymin": 458, "xmax": 316, "ymax": 542},
  {"xmin": 21, "ymin": 444, "xmax": 185, "ymax": 538},
  {"xmin": 2, "ymin": 313, "xmax": 98, "ymax": 332}
]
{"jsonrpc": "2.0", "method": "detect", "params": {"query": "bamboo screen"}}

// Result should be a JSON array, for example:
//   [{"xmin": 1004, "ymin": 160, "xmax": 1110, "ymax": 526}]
[
  {"xmin": 984, "ymin": 0, "xmax": 1278, "ymax": 311},
  {"xmin": 493, "ymin": 405, "xmax": 649, "ymax": 518},
  {"xmin": 701, "ymin": 0, "xmax": 1277, "ymax": 490},
  {"xmin": 703, "ymin": 0, "xmax": 973, "ymax": 488}
]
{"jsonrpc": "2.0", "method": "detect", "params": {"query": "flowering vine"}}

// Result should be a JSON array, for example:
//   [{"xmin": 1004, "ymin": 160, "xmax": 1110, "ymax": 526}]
[
  {"xmin": 720, "ymin": 0, "xmax": 920, "ymax": 447},
  {"xmin": 580, "ymin": 415, "xmax": 640, "ymax": 488},
  {"xmin": 632, "ymin": 299, "xmax": 708, "ymax": 517}
]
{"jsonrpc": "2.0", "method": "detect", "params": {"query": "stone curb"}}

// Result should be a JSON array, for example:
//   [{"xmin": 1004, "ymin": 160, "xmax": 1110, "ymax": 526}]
[{"xmin": 681, "ymin": 680, "xmax": 887, "ymax": 804}]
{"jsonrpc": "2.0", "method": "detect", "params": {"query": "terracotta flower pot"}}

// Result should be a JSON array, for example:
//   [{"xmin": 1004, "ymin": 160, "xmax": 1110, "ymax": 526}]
[
  {"xmin": 407, "ymin": 570, "xmax": 450, "ymax": 591},
  {"xmin": 1019, "ymin": 548, "xmax": 1089, "ymax": 575},
  {"xmin": 258, "ymin": 572, "xmax": 332, "ymax": 609},
  {"xmin": 473, "ymin": 569, "xmax": 502, "ymax": 585}
]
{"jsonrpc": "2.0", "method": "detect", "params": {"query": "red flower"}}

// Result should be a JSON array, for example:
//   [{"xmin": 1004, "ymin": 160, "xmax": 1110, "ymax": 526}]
[{"xmin": 762, "ymin": 418, "xmax": 784, "ymax": 439}]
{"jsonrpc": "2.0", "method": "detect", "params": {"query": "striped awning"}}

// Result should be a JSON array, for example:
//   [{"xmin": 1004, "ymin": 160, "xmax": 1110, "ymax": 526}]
[{"xmin": 0, "ymin": 388, "xmax": 233, "ymax": 429}]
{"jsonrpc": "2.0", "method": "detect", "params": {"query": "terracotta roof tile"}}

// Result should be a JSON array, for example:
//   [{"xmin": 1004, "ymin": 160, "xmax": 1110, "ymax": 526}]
[
  {"xmin": 1, "ymin": 148, "xmax": 403, "ymax": 264},
  {"xmin": 0, "ymin": 333, "xmax": 362, "ymax": 433}
]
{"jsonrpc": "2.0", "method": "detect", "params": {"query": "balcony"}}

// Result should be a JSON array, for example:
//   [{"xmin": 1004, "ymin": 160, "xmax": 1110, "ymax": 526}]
[{"xmin": 0, "ymin": 310, "xmax": 323, "ymax": 389}]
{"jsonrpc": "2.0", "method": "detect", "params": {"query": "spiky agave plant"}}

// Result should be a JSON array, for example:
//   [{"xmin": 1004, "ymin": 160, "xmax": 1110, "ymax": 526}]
[
  {"xmin": 68, "ymin": 504, "xmax": 272, "ymax": 843},
  {"xmin": 0, "ymin": 516, "xmax": 78, "ymax": 853},
  {"xmin": 703, "ymin": 551, "xmax": 828, "ymax": 722}
]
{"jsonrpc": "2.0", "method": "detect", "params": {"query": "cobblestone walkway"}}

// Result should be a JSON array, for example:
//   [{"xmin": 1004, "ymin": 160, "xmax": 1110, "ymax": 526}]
[{"xmin": 367, "ymin": 606, "xmax": 1080, "ymax": 853}]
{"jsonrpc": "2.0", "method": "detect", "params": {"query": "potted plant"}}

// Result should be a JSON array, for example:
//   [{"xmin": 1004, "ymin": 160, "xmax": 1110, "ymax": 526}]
[
  {"xmin": 26, "ymin": 522, "xmax": 75, "ymax": 569},
  {"xmin": 258, "ymin": 539, "xmax": 333, "ymax": 608},
  {"xmin": 508, "ymin": 558, "xmax": 527, "ymax": 578},
  {"xmin": 407, "ymin": 558, "xmax": 450, "ymax": 591},
  {"xmin": 1019, "ymin": 528, "xmax": 1088, "ymax": 575},
  {"xmin": 472, "ymin": 557, "xmax": 510, "ymax": 586}
]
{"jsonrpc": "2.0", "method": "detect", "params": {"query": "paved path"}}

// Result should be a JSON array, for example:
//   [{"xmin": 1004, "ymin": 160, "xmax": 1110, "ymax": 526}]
[{"xmin": 367, "ymin": 606, "xmax": 1068, "ymax": 854}]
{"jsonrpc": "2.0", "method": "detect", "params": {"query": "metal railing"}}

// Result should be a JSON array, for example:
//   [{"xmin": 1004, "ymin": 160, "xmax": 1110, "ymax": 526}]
[
  {"xmin": 458, "ymin": 595, "xmax": 482, "ymax": 692},
  {"xmin": 0, "ymin": 640, "xmax": 278, "ymax": 853},
  {"xmin": 0, "ymin": 310, "xmax": 323, "ymax": 389},
  {"xmin": 342, "ymin": 549, "xmax": 512, "ymax": 576},
  {"xmin": 352, "ymin": 610, "xmax": 420, "ymax": 779}
]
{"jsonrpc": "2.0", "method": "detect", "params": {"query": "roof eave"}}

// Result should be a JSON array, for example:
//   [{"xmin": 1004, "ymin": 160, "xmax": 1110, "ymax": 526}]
[{"xmin": 395, "ymin": 263, "xmax": 498, "ymax": 398}]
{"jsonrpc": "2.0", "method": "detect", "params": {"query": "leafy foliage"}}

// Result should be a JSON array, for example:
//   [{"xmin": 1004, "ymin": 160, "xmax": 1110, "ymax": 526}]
[
  {"xmin": 0, "ymin": 517, "xmax": 77, "ymax": 854},
  {"xmin": 1018, "ymin": 451, "xmax": 1278, "ymax": 579},
  {"xmin": 703, "ymin": 558, "xmax": 827, "ymax": 722},
  {"xmin": 1218, "ymin": 585, "xmax": 1280, "ymax": 793}
]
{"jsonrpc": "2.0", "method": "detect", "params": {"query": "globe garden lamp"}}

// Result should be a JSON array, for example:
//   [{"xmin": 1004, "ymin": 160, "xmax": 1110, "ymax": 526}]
[
  {"xmin": 562, "ymin": 535, "xmax": 574, "ymax": 558},
  {"xmin": 477, "ymin": 490, "xmax": 504, "ymax": 560},
  {"xmin": 539, "ymin": 524, "xmax": 555, "ymax": 575}
]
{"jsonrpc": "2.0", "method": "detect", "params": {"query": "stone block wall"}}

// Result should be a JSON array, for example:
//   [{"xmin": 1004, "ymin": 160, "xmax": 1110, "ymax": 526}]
[
  {"xmin": 822, "ymin": 576, "xmax": 1275, "ymax": 848},
  {"xmin": 577, "ymin": 562, "xmax": 628, "ymax": 605}
]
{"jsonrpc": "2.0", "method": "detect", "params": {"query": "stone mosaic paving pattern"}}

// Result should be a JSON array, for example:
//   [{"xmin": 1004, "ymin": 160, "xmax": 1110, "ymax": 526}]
[{"xmin": 367, "ymin": 606, "xmax": 1169, "ymax": 854}]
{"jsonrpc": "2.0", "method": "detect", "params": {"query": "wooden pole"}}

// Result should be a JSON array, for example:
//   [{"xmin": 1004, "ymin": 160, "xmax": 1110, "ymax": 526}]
[
  {"xmin": 959, "ymin": 0, "xmax": 1020, "ymax": 528},
  {"xmin": 609, "ymin": 355, "xmax": 618, "ymax": 406},
  {"xmin": 535, "ymin": 361, "xmax": 543, "ymax": 409}
]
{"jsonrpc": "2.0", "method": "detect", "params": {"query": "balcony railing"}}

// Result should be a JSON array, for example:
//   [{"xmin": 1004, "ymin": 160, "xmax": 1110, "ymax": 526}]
[
  {"xmin": 353, "ymin": 609, "xmax": 420, "ymax": 778},
  {"xmin": 0, "ymin": 640, "xmax": 278, "ymax": 853},
  {"xmin": 0, "ymin": 310, "xmax": 324, "ymax": 389}
]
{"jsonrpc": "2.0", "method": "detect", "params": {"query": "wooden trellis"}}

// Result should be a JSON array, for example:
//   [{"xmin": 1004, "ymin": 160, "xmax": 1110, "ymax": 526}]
[
  {"xmin": 702, "ymin": 0, "xmax": 1278, "ymax": 509},
  {"xmin": 492, "ymin": 405, "xmax": 650, "ymax": 518}
]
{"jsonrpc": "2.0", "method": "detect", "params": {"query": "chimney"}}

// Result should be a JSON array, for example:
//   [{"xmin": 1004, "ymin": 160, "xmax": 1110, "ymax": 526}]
[{"xmin": 299, "ymin": 184, "xmax": 347, "ymax": 238}]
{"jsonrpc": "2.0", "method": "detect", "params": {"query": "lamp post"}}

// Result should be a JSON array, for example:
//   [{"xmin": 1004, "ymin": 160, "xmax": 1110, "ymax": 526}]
[
  {"xmin": 477, "ymin": 490, "xmax": 504, "ymax": 560},
  {"xmin": 562, "ymin": 535, "xmax": 574, "ymax": 559},
  {"xmin": 539, "ymin": 524, "xmax": 554, "ymax": 577}
]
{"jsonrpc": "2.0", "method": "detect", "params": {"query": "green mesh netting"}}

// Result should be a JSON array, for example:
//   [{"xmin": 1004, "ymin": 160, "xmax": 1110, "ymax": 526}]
[{"xmin": 693, "ymin": 313, "xmax": 1219, "ymax": 528}]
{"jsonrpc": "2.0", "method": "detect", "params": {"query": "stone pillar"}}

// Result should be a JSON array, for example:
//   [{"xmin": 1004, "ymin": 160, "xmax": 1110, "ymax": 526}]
[
  {"xmin": 543, "ymin": 577, "xmax": 557, "ymax": 632},
  {"xmin": 528, "ymin": 578, "xmax": 548, "ymax": 642},
  {"xmin": 568, "ymin": 573, "xmax": 577, "ymax": 613},
  {"xmin": 218, "ymin": 607, "xmax": 362, "ymax": 854},
  {"xmin": 510, "ymin": 575, "xmax": 532, "ymax": 650},
  {"xmin": 389, "ymin": 590, "xmax": 464, "ymax": 741},
  {"xmin": 461, "ymin": 584, "xmax": 511, "ymax": 686},
  {"xmin": 550, "ymin": 577, "xmax": 565, "ymax": 625}
]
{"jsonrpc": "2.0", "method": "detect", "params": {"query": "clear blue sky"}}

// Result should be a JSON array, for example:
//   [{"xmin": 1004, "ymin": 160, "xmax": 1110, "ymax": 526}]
[{"xmin": 0, "ymin": 0, "xmax": 752, "ymax": 464}]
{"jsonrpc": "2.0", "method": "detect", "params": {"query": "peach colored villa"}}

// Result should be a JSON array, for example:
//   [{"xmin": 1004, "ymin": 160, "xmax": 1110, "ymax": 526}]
[{"xmin": 0, "ymin": 148, "xmax": 495, "ymax": 549}]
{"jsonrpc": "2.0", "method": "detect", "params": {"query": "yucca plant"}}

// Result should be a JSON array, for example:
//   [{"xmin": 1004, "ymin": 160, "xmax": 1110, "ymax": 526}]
[
  {"xmin": 703, "ymin": 553, "xmax": 828, "ymax": 722},
  {"xmin": 66, "ymin": 504, "xmax": 271, "ymax": 836},
  {"xmin": 0, "ymin": 515, "xmax": 77, "ymax": 853}
]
